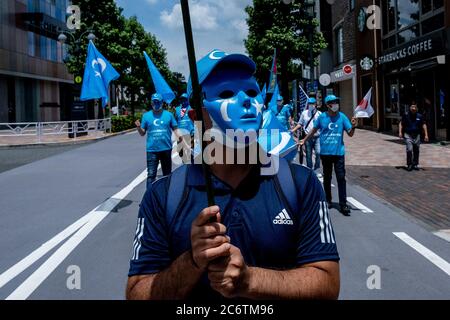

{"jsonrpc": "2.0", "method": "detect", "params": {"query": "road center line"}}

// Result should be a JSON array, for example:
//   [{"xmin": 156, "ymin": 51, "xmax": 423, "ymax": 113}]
[
  {"xmin": 2, "ymin": 169, "xmax": 147, "ymax": 299},
  {"xmin": 347, "ymin": 197, "xmax": 374, "ymax": 213},
  {"xmin": 394, "ymin": 232, "xmax": 450, "ymax": 277}
]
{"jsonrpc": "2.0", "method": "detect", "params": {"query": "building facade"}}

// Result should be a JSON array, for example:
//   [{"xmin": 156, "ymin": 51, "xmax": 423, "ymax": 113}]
[
  {"xmin": 378, "ymin": 0, "xmax": 449, "ymax": 141},
  {"xmin": 0, "ymin": 0, "xmax": 73, "ymax": 123},
  {"xmin": 323, "ymin": 0, "xmax": 450, "ymax": 141}
]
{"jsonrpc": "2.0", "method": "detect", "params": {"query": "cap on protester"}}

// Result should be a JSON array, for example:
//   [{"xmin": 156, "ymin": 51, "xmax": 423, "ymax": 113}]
[
  {"xmin": 187, "ymin": 49, "xmax": 256, "ymax": 97},
  {"xmin": 308, "ymin": 97, "xmax": 317, "ymax": 104},
  {"xmin": 151, "ymin": 93, "xmax": 163, "ymax": 102},
  {"xmin": 324, "ymin": 95, "xmax": 340, "ymax": 104}
]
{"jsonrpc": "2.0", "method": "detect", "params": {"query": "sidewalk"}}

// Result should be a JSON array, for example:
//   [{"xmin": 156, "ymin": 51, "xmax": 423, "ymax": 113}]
[
  {"xmin": 344, "ymin": 129, "xmax": 450, "ymax": 231},
  {"xmin": 346, "ymin": 129, "xmax": 450, "ymax": 168},
  {"xmin": 0, "ymin": 129, "xmax": 135, "ymax": 148}
]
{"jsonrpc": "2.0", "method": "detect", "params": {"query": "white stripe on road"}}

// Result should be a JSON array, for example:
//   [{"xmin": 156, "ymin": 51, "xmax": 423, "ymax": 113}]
[
  {"xmin": 0, "ymin": 209, "xmax": 97, "ymax": 289},
  {"xmin": 394, "ymin": 232, "xmax": 450, "ymax": 277},
  {"xmin": 2, "ymin": 169, "xmax": 147, "ymax": 300},
  {"xmin": 347, "ymin": 197, "xmax": 374, "ymax": 213},
  {"xmin": 433, "ymin": 230, "xmax": 450, "ymax": 244},
  {"xmin": 6, "ymin": 211, "xmax": 109, "ymax": 300}
]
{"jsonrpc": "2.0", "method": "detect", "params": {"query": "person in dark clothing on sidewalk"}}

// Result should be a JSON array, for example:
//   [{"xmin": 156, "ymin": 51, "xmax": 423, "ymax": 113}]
[
  {"xmin": 300, "ymin": 95, "xmax": 357, "ymax": 216},
  {"xmin": 399, "ymin": 103, "xmax": 429, "ymax": 171}
]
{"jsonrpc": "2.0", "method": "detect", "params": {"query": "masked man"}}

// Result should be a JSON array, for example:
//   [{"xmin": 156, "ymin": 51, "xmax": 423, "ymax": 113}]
[
  {"xmin": 175, "ymin": 93, "xmax": 195, "ymax": 160},
  {"xmin": 300, "ymin": 95, "xmax": 357, "ymax": 216},
  {"xmin": 127, "ymin": 50, "xmax": 340, "ymax": 300},
  {"xmin": 135, "ymin": 93, "xmax": 178, "ymax": 187}
]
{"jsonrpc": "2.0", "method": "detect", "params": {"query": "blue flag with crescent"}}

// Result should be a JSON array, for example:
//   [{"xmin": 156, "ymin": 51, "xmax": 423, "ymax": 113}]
[
  {"xmin": 143, "ymin": 51, "xmax": 175, "ymax": 104},
  {"xmin": 258, "ymin": 108, "xmax": 297, "ymax": 161},
  {"xmin": 80, "ymin": 41, "xmax": 119, "ymax": 107},
  {"xmin": 268, "ymin": 84, "xmax": 280, "ymax": 113},
  {"xmin": 261, "ymin": 83, "xmax": 267, "ymax": 102}
]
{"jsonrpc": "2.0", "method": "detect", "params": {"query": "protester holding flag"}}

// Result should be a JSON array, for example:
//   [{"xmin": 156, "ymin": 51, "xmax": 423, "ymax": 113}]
[
  {"xmin": 135, "ymin": 93, "xmax": 178, "ymax": 187},
  {"xmin": 127, "ymin": 50, "xmax": 340, "ymax": 301},
  {"xmin": 80, "ymin": 41, "xmax": 119, "ymax": 107},
  {"xmin": 300, "ymin": 95, "xmax": 357, "ymax": 216},
  {"xmin": 291, "ymin": 97, "xmax": 322, "ymax": 173}
]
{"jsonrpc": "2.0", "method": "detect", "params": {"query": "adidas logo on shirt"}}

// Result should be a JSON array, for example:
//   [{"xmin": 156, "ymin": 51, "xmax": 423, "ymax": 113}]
[{"xmin": 273, "ymin": 209, "xmax": 294, "ymax": 225}]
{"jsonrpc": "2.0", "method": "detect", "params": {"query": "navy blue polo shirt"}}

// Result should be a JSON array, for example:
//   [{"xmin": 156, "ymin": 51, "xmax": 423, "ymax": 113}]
[
  {"xmin": 402, "ymin": 112, "xmax": 424, "ymax": 136},
  {"xmin": 128, "ymin": 163, "xmax": 339, "ymax": 300}
]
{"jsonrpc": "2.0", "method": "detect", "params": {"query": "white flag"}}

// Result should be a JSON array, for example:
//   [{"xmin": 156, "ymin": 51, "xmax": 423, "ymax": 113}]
[{"xmin": 355, "ymin": 87, "xmax": 375, "ymax": 118}]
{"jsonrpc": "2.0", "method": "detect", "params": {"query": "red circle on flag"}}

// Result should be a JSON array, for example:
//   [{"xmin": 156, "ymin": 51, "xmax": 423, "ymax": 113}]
[{"xmin": 343, "ymin": 65, "xmax": 353, "ymax": 75}]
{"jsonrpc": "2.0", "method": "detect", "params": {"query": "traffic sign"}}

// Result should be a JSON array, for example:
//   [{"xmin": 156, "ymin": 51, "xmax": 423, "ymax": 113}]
[{"xmin": 343, "ymin": 65, "xmax": 353, "ymax": 75}]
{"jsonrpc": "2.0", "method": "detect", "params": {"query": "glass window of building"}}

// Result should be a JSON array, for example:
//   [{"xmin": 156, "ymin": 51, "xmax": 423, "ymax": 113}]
[
  {"xmin": 397, "ymin": 25, "xmax": 419, "ymax": 45},
  {"xmin": 382, "ymin": 0, "xmax": 397, "ymax": 35},
  {"xmin": 27, "ymin": 32, "xmax": 35, "ymax": 56},
  {"xmin": 396, "ymin": 0, "xmax": 420, "ymax": 30},
  {"xmin": 422, "ymin": 12, "xmax": 445, "ymax": 35},
  {"xmin": 421, "ymin": 0, "xmax": 432, "ymax": 14},
  {"xmin": 434, "ymin": 0, "xmax": 444, "ymax": 10}
]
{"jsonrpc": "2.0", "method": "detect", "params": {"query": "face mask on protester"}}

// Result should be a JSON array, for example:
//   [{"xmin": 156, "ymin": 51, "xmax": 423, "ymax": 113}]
[
  {"xmin": 152, "ymin": 100, "xmax": 162, "ymax": 111},
  {"xmin": 308, "ymin": 104, "xmax": 316, "ymax": 111},
  {"xmin": 329, "ymin": 103, "xmax": 339, "ymax": 113}
]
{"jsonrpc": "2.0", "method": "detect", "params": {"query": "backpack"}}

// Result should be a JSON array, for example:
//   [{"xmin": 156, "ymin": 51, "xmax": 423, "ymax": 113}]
[{"xmin": 166, "ymin": 158, "xmax": 299, "ymax": 226}]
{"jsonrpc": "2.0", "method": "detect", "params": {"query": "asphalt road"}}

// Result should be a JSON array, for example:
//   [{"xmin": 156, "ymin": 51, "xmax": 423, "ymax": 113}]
[{"xmin": 0, "ymin": 132, "xmax": 449, "ymax": 300}]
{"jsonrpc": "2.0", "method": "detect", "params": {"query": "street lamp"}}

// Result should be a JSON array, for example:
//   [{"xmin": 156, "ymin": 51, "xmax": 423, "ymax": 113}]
[{"xmin": 57, "ymin": 29, "xmax": 96, "ymax": 46}]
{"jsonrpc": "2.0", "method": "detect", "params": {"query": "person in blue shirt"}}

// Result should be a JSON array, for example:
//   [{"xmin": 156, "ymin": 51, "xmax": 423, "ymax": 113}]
[
  {"xmin": 126, "ymin": 50, "xmax": 340, "ymax": 301},
  {"xmin": 274, "ymin": 95, "xmax": 292, "ymax": 131},
  {"xmin": 175, "ymin": 93, "xmax": 195, "ymax": 136},
  {"xmin": 175, "ymin": 93, "xmax": 195, "ymax": 160},
  {"xmin": 300, "ymin": 95, "xmax": 357, "ymax": 216},
  {"xmin": 135, "ymin": 93, "xmax": 179, "ymax": 187}
]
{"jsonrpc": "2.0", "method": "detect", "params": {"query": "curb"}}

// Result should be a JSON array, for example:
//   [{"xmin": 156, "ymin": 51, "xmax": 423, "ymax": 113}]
[{"xmin": 0, "ymin": 128, "xmax": 137, "ymax": 150}]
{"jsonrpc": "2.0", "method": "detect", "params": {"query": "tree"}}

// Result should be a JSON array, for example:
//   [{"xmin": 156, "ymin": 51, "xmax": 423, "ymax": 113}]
[
  {"xmin": 245, "ymin": 0, "xmax": 327, "ymax": 101},
  {"xmin": 65, "ymin": 0, "xmax": 185, "ymax": 115}
]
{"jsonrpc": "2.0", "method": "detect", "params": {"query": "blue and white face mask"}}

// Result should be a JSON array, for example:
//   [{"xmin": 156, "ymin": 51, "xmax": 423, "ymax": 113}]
[
  {"xmin": 202, "ymin": 68, "xmax": 264, "ymax": 146},
  {"xmin": 152, "ymin": 100, "xmax": 162, "ymax": 111}
]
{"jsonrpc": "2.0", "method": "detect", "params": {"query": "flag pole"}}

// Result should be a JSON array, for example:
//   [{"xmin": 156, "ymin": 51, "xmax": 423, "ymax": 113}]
[{"xmin": 180, "ymin": 0, "xmax": 215, "ymax": 207}]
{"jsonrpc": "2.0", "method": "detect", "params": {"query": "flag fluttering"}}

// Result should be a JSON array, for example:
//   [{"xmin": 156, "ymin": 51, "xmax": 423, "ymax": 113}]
[
  {"xmin": 80, "ymin": 41, "xmax": 119, "ymax": 107},
  {"xmin": 298, "ymin": 84, "xmax": 309, "ymax": 114},
  {"xmin": 267, "ymin": 49, "xmax": 277, "ymax": 94},
  {"xmin": 355, "ymin": 87, "xmax": 375, "ymax": 118},
  {"xmin": 143, "ymin": 51, "xmax": 175, "ymax": 104}
]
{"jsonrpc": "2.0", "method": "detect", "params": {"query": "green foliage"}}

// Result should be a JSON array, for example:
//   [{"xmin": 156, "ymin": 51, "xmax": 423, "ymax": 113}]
[
  {"xmin": 65, "ymin": 0, "xmax": 186, "ymax": 114},
  {"xmin": 111, "ymin": 112, "xmax": 142, "ymax": 133},
  {"xmin": 245, "ymin": 0, "xmax": 328, "ymax": 97}
]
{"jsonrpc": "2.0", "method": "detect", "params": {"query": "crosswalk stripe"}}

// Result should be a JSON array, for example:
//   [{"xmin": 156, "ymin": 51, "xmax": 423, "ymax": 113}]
[
  {"xmin": 394, "ymin": 232, "xmax": 450, "ymax": 277},
  {"xmin": 347, "ymin": 197, "xmax": 373, "ymax": 213}
]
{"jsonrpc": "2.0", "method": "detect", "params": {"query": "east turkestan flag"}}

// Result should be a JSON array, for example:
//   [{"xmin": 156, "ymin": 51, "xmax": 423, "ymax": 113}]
[
  {"xmin": 80, "ymin": 41, "xmax": 119, "ymax": 107},
  {"xmin": 355, "ymin": 87, "xmax": 375, "ymax": 118},
  {"xmin": 143, "ymin": 51, "xmax": 175, "ymax": 104}
]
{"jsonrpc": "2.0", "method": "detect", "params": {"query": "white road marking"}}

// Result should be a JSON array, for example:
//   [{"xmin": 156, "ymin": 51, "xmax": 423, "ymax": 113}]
[
  {"xmin": 394, "ymin": 232, "xmax": 450, "ymax": 277},
  {"xmin": 347, "ymin": 197, "xmax": 373, "ymax": 213},
  {"xmin": 0, "ymin": 209, "xmax": 97, "ymax": 289},
  {"xmin": 433, "ymin": 230, "xmax": 450, "ymax": 243},
  {"xmin": 2, "ymin": 169, "xmax": 147, "ymax": 300},
  {"xmin": 6, "ymin": 211, "xmax": 109, "ymax": 300}
]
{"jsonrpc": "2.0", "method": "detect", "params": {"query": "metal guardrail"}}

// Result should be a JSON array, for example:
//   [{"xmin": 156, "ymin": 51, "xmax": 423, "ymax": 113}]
[{"xmin": 0, "ymin": 118, "xmax": 112, "ymax": 143}]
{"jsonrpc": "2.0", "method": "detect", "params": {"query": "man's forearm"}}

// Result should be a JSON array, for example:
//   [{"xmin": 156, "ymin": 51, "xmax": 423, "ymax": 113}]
[
  {"xmin": 137, "ymin": 127, "xmax": 146, "ymax": 136},
  {"xmin": 127, "ymin": 251, "xmax": 203, "ymax": 300},
  {"xmin": 240, "ymin": 263, "xmax": 340, "ymax": 300}
]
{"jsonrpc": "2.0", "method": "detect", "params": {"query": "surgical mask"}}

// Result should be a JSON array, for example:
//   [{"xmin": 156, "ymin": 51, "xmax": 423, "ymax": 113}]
[
  {"xmin": 308, "ymin": 104, "xmax": 316, "ymax": 111},
  {"xmin": 181, "ymin": 99, "xmax": 189, "ymax": 109},
  {"xmin": 202, "ymin": 68, "xmax": 263, "ymax": 147},
  {"xmin": 329, "ymin": 104, "xmax": 339, "ymax": 112},
  {"xmin": 152, "ymin": 101, "xmax": 162, "ymax": 111}
]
